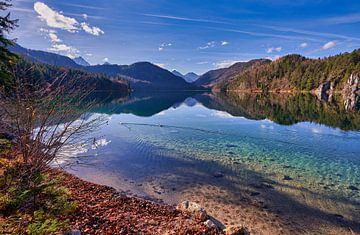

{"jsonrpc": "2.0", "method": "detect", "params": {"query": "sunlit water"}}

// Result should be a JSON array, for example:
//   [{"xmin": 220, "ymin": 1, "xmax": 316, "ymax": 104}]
[{"xmin": 61, "ymin": 93, "xmax": 360, "ymax": 233}]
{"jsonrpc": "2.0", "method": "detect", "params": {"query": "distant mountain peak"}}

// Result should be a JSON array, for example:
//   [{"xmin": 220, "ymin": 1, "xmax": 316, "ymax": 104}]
[
  {"xmin": 172, "ymin": 70, "xmax": 199, "ymax": 83},
  {"xmin": 73, "ymin": 56, "xmax": 90, "ymax": 66}
]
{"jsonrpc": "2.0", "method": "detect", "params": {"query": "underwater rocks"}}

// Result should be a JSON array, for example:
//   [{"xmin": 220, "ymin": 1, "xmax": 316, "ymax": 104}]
[
  {"xmin": 348, "ymin": 185, "xmax": 359, "ymax": 191},
  {"xmin": 213, "ymin": 172, "xmax": 225, "ymax": 178},
  {"xmin": 342, "ymin": 73, "xmax": 360, "ymax": 111},
  {"xmin": 283, "ymin": 175, "xmax": 293, "ymax": 181}
]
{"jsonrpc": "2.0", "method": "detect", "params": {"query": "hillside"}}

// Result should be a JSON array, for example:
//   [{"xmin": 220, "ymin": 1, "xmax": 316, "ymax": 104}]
[
  {"xmin": 10, "ymin": 44, "xmax": 83, "ymax": 70},
  {"xmin": 220, "ymin": 50, "xmax": 360, "ymax": 93},
  {"xmin": 86, "ymin": 62, "xmax": 197, "ymax": 90},
  {"xmin": 14, "ymin": 58, "xmax": 130, "ymax": 94},
  {"xmin": 195, "ymin": 59, "xmax": 270, "ymax": 88},
  {"xmin": 9, "ymin": 45, "xmax": 199, "ymax": 91}
]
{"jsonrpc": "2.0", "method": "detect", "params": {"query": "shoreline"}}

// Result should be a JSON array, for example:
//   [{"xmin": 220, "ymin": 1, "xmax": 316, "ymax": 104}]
[
  {"xmin": 50, "ymin": 168, "xmax": 230, "ymax": 234},
  {"xmin": 63, "ymin": 163, "xmax": 360, "ymax": 235}
]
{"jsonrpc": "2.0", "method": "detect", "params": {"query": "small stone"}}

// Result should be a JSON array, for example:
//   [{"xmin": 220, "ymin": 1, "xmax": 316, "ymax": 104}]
[
  {"xmin": 333, "ymin": 214, "xmax": 344, "ymax": 219},
  {"xmin": 250, "ymin": 191, "xmax": 260, "ymax": 196},
  {"xmin": 69, "ymin": 230, "xmax": 81, "ymax": 235},
  {"xmin": 204, "ymin": 219, "xmax": 217, "ymax": 229},
  {"xmin": 348, "ymin": 185, "xmax": 359, "ymax": 191},
  {"xmin": 283, "ymin": 175, "xmax": 293, "ymax": 181},
  {"xmin": 224, "ymin": 225, "xmax": 250, "ymax": 235},
  {"xmin": 213, "ymin": 172, "xmax": 224, "ymax": 178}
]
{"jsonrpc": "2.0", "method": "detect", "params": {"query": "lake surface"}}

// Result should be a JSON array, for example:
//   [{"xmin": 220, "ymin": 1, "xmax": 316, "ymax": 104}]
[{"xmin": 62, "ymin": 92, "xmax": 360, "ymax": 234}]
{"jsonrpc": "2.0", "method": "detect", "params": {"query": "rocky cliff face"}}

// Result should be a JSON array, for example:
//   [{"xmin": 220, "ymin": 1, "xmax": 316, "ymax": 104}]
[
  {"xmin": 342, "ymin": 73, "xmax": 360, "ymax": 111},
  {"xmin": 314, "ymin": 81, "xmax": 335, "ymax": 102}
]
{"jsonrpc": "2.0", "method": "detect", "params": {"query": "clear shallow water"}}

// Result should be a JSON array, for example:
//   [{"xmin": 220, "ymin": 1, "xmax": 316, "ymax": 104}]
[{"xmin": 62, "ymin": 92, "xmax": 360, "ymax": 233}]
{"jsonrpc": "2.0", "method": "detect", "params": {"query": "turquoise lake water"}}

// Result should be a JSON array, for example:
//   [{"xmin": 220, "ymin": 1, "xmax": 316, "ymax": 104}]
[{"xmin": 62, "ymin": 92, "xmax": 360, "ymax": 232}]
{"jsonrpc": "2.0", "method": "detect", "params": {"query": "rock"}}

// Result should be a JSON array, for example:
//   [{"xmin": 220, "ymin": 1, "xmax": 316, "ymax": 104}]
[
  {"xmin": 342, "ymin": 73, "xmax": 360, "ymax": 111},
  {"xmin": 224, "ymin": 225, "xmax": 250, "ymax": 235},
  {"xmin": 204, "ymin": 219, "xmax": 217, "ymax": 229},
  {"xmin": 315, "ymin": 81, "xmax": 332, "ymax": 101},
  {"xmin": 176, "ymin": 201, "xmax": 208, "ymax": 221},
  {"xmin": 213, "ymin": 172, "xmax": 224, "ymax": 178},
  {"xmin": 250, "ymin": 191, "xmax": 260, "ymax": 196},
  {"xmin": 283, "ymin": 175, "xmax": 293, "ymax": 181},
  {"xmin": 348, "ymin": 185, "xmax": 359, "ymax": 191},
  {"xmin": 67, "ymin": 230, "xmax": 81, "ymax": 235}
]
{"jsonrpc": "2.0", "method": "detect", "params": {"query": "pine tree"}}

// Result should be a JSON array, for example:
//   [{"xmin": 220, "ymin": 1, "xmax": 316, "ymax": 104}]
[{"xmin": 0, "ymin": 0, "xmax": 18, "ymax": 89}]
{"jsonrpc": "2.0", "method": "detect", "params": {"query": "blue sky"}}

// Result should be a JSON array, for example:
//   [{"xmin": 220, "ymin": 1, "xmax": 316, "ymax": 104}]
[{"xmin": 9, "ymin": 0, "xmax": 360, "ymax": 74}]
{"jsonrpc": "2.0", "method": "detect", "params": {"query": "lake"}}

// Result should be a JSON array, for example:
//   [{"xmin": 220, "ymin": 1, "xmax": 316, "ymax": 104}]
[{"xmin": 62, "ymin": 92, "xmax": 360, "ymax": 234}]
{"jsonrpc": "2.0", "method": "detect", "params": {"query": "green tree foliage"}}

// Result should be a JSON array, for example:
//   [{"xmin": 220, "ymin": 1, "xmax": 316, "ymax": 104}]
[
  {"xmin": 0, "ymin": 0, "xmax": 18, "ymax": 89},
  {"xmin": 224, "ymin": 49, "xmax": 360, "ymax": 92}
]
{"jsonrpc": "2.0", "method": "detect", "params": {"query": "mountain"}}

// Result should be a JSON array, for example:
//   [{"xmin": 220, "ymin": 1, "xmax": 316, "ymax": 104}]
[
  {"xmin": 85, "ymin": 62, "xmax": 197, "ymax": 90},
  {"xmin": 220, "ymin": 50, "xmax": 360, "ymax": 93},
  {"xmin": 172, "ymin": 70, "xmax": 184, "ymax": 78},
  {"xmin": 172, "ymin": 70, "xmax": 199, "ymax": 83},
  {"xmin": 10, "ymin": 44, "xmax": 199, "ymax": 91},
  {"xmin": 73, "ymin": 56, "xmax": 90, "ymax": 66},
  {"xmin": 9, "ymin": 44, "xmax": 82, "ymax": 69},
  {"xmin": 195, "ymin": 59, "xmax": 270, "ymax": 88},
  {"xmin": 14, "ymin": 58, "xmax": 129, "ymax": 95}
]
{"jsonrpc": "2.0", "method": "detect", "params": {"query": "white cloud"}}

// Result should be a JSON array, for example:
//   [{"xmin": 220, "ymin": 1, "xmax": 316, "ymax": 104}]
[
  {"xmin": 266, "ymin": 47, "xmax": 282, "ymax": 53},
  {"xmin": 322, "ymin": 41, "xmax": 336, "ymax": 50},
  {"xmin": 199, "ymin": 41, "xmax": 216, "ymax": 50},
  {"xmin": 48, "ymin": 44, "xmax": 79, "ymax": 58},
  {"xmin": 155, "ymin": 63, "xmax": 166, "ymax": 68},
  {"xmin": 221, "ymin": 41, "xmax": 229, "ymax": 46},
  {"xmin": 300, "ymin": 42, "xmax": 308, "ymax": 48},
  {"xmin": 158, "ymin": 43, "xmax": 172, "ymax": 51},
  {"xmin": 214, "ymin": 60, "xmax": 243, "ymax": 69},
  {"xmin": 86, "ymin": 53, "xmax": 93, "ymax": 57},
  {"xmin": 81, "ymin": 22, "xmax": 104, "ymax": 36},
  {"xmin": 197, "ymin": 61, "xmax": 209, "ymax": 65},
  {"xmin": 48, "ymin": 32, "xmax": 61, "ymax": 42},
  {"xmin": 103, "ymin": 57, "xmax": 109, "ymax": 62},
  {"xmin": 34, "ymin": 2, "xmax": 105, "ymax": 36},
  {"xmin": 34, "ymin": 2, "xmax": 78, "ymax": 32}
]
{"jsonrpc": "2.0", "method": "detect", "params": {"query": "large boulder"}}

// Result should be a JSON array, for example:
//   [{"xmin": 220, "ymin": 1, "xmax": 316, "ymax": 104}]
[
  {"xmin": 176, "ymin": 201, "xmax": 208, "ymax": 221},
  {"xmin": 342, "ymin": 73, "xmax": 360, "ymax": 110}
]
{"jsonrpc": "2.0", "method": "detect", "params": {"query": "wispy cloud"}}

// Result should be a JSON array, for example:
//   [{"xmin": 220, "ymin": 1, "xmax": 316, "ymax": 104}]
[
  {"xmin": 300, "ymin": 42, "xmax": 308, "ymax": 48},
  {"xmin": 221, "ymin": 41, "xmax": 229, "ymax": 46},
  {"xmin": 81, "ymin": 22, "xmax": 104, "ymax": 36},
  {"xmin": 142, "ymin": 14, "xmax": 231, "ymax": 25},
  {"xmin": 262, "ymin": 25, "xmax": 360, "ymax": 42},
  {"xmin": 48, "ymin": 43, "xmax": 79, "ymax": 58},
  {"xmin": 322, "ymin": 41, "xmax": 336, "ymax": 50},
  {"xmin": 266, "ymin": 47, "xmax": 282, "ymax": 53},
  {"xmin": 60, "ymin": 3, "xmax": 107, "ymax": 10},
  {"xmin": 321, "ymin": 13, "xmax": 360, "ymax": 25},
  {"xmin": 197, "ymin": 61, "xmax": 209, "ymax": 65},
  {"xmin": 199, "ymin": 41, "xmax": 216, "ymax": 50},
  {"xmin": 214, "ymin": 60, "xmax": 244, "ymax": 69},
  {"xmin": 158, "ymin": 42, "xmax": 172, "ymax": 51}
]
